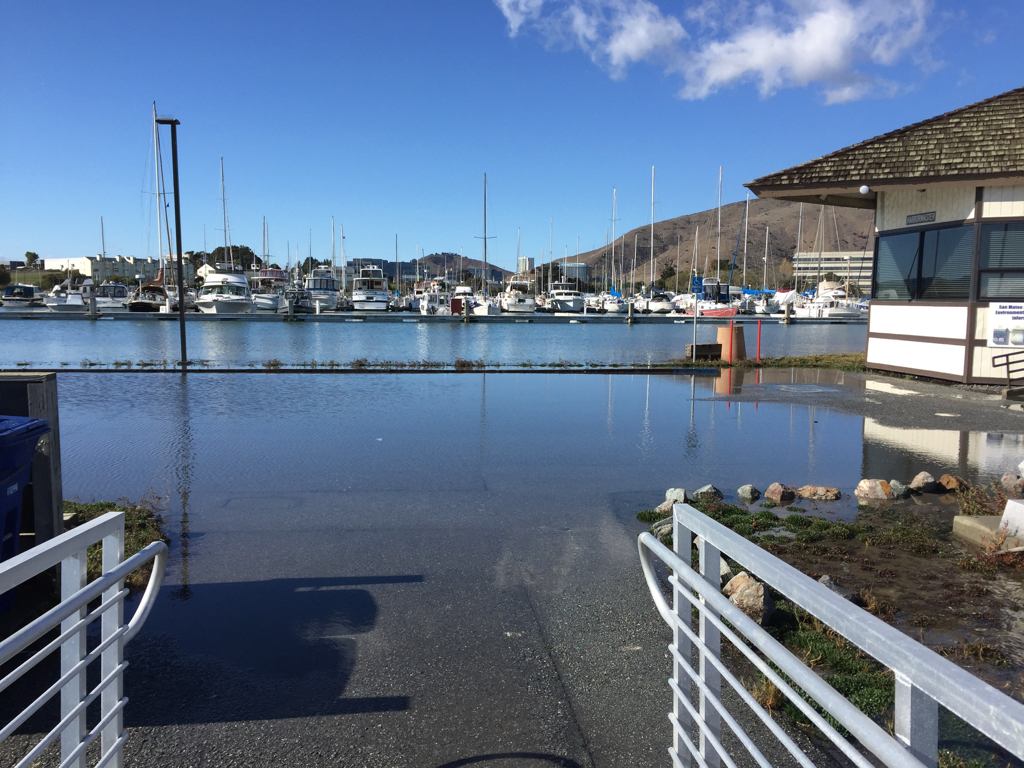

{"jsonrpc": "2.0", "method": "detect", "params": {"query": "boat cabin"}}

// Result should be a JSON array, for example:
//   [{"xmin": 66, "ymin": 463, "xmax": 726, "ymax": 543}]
[{"xmin": 747, "ymin": 86, "xmax": 1024, "ymax": 384}]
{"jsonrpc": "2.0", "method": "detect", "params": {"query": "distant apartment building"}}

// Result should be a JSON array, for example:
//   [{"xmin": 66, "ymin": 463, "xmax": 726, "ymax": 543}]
[
  {"xmin": 517, "ymin": 256, "xmax": 535, "ymax": 273},
  {"xmin": 561, "ymin": 263, "xmax": 590, "ymax": 282},
  {"xmin": 77, "ymin": 255, "xmax": 195, "ymax": 283},
  {"xmin": 791, "ymin": 250, "xmax": 873, "ymax": 293}
]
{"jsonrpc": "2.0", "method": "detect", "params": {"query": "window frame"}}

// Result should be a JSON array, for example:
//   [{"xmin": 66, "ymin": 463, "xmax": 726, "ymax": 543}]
[
  {"xmin": 872, "ymin": 222, "xmax": 975, "ymax": 302},
  {"xmin": 978, "ymin": 221, "xmax": 1024, "ymax": 301}
]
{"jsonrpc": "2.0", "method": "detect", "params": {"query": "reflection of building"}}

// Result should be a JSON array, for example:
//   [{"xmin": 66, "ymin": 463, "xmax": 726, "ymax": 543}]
[
  {"xmin": 748, "ymin": 87, "xmax": 1024, "ymax": 384},
  {"xmin": 792, "ymin": 251, "xmax": 872, "ymax": 293}
]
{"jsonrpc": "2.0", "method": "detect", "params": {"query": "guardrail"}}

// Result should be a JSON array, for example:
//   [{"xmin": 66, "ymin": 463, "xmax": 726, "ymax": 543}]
[
  {"xmin": 0, "ymin": 511, "xmax": 167, "ymax": 768},
  {"xmin": 638, "ymin": 503, "xmax": 1024, "ymax": 768},
  {"xmin": 993, "ymin": 349, "xmax": 1024, "ymax": 388}
]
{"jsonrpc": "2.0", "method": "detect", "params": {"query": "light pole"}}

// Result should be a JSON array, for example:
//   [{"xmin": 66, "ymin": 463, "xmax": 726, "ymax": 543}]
[{"xmin": 155, "ymin": 115, "xmax": 187, "ymax": 372}]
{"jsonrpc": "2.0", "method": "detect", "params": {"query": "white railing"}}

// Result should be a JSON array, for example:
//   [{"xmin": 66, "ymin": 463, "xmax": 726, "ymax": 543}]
[
  {"xmin": 638, "ymin": 503, "xmax": 1024, "ymax": 768},
  {"xmin": 0, "ymin": 511, "xmax": 167, "ymax": 768}
]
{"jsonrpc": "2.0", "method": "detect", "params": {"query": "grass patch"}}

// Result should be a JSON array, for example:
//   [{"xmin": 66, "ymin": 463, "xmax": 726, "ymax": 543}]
[
  {"xmin": 637, "ymin": 508, "xmax": 669, "ymax": 524},
  {"xmin": 63, "ymin": 495, "xmax": 168, "ymax": 592},
  {"xmin": 737, "ymin": 353, "xmax": 867, "ymax": 372},
  {"xmin": 956, "ymin": 483, "xmax": 1007, "ymax": 517},
  {"xmin": 938, "ymin": 641, "xmax": 1011, "ymax": 667},
  {"xmin": 759, "ymin": 500, "xmax": 779, "ymax": 509}
]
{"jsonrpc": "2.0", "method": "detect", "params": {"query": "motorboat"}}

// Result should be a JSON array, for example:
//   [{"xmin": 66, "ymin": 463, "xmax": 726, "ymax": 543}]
[
  {"xmin": 352, "ymin": 266, "xmax": 390, "ymax": 311},
  {"xmin": 419, "ymin": 286, "xmax": 452, "ymax": 316},
  {"xmin": 647, "ymin": 292, "xmax": 673, "ymax": 314},
  {"xmin": 603, "ymin": 295, "xmax": 628, "ymax": 314},
  {"xmin": 45, "ymin": 277, "xmax": 130, "ymax": 312},
  {"xmin": 548, "ymin": 281, "xmax": 584, "ymax": 313},
  {"xmin": 499, "ymin": 277, "xmax": 536, "ymax": 314},
  {"xmin": 278, "ymin": 286, "xmax": 317, "ymax": 314},
  {"xmin": 792, "ymin": 284, "xmax": 862, "ymax": 319},
  {"xmin": 305, "ymin": 265, "xmax": 340, "ymax": 311},
  {"xmin": 252, "ymin": 268, "xmax": 289, "ymax": 312},
  {"xmin": 472, "ymin": 294, "xmax": 501, "ymax": 316},
  {"xmin": 1, "ymin": 284, "xmax": 43, "ymax": 307},
  {"xmin": 450, "ymin": 285, "xmax": 475, "ymax": 316},
  {"xmin": 196, "ymin": 272, "xmax": 256, "ymax": 314},
  {"xmin": 127, "ymin": 281, "xmax": 169, "ymax": 313}
]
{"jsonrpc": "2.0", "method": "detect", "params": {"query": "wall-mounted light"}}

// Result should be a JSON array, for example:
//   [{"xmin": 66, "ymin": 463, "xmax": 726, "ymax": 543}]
[{"xmin": 859, "ymin": 185, "xmax": 870, "ymax": 195}]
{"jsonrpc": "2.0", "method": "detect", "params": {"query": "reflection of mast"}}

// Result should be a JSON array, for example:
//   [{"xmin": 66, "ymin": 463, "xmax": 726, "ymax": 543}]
[{"xmin": 171, "ymin": 378, "xmax": 194, "ymax": 601}]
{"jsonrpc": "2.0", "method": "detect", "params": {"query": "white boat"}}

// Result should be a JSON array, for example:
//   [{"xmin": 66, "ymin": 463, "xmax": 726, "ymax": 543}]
[
  {"xmin": 252, "ymin": 268, "xmax": 289, "ymax": 312},
  {"xmin": 647, "ymin": 292, "xmax": 673, "ymax": 314},
  {"xmin": 1, "ymin": 284, "xmax": 44, "ymax": 307},
  {"xmin": 499, "ymin": 277, "xmax": 536, "ymax": 314},
  {"xmin": 793, "ymin": 284, "xmax": 862, "ymax": 319},
  {"xmin": 472, "ymin": 295, "xmax": 501, "ymax": 316},
  {"xmin": 278, "ymin": 285, "xmax": 316, "ymax": 314},
  {"xmin": 305, "ymin": 265, "xmax": 340, "ymax": 311},
  {"xmin": 197, "ymin": 272, "xmax": 256, "ymax": 314},
  {"xmin": 352, "ymin": 265, "xmax": 390, "ymax": 311},
  {"xmin": 548, "ymin": 282, "xmax": 584, "ymax": 313},
  {"xmin": 419, "ymin": 285, "xmax": 452, "ymax": 316},
  {"xmin": 45, "ymin": 278, "xmax": 130, "ymax": 312},
  {"xmin": 603, "ymin": 295, "xmax": 627, "ymax": 314}
]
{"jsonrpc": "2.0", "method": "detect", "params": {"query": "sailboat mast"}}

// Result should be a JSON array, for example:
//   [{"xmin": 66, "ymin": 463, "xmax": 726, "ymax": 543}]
[
  {"xmin": 716, "ymin": 165, "xmax": 722, "ymax": 283},
  {"xmin": 817, "ymin": 204, "xmax": 825, "ymax": 285},
  {"xmin": 395, "ymin": 234, "xmax": 399, "ymax": 296},
  {"xmin": 742, "ymin": 193, "xmax": 749, "ymax": 288},
  {"xmin": 340, "ymin": 225, "xmax": 347, "ymax": 290},
  {"xmin": 220, "ymin": 157, "xmax": 230, "ymax": 269},
  {"xmin": 611, "ymin": 187, "xmax": 617, "ymax": 291},
  {"xmin": 763, "ymin": 225, "xmax": 769, "ymax": 292},
  {"xmin": 331, "ymin": 216, "xmax": 336, "ymax": 271},
  {"xmin": 795, "ymin": 202, "xmax": 803, "ymax": 293},
  {"xmin": 152, "ymin": 103, "xmax": 163, "ymax": 270},
  {"xmin": 548, "ymin": 217, "xmax": 553, "ymax": 290},
  {"xmin": 650, "ymin": 166, "xmax": 655, "ymax": 291},
  {"xmin": 482, "ymin": 172, "xmax": 489, "ymax": 296},
  {"xmin": 100, "ymin": 216, "xmax": 106, "ymax": 260}
]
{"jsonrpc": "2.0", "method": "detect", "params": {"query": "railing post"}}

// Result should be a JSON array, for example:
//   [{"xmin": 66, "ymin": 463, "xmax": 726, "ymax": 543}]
[
  {"xmin": 672, "ymin": 506, "xmax": 693, "ymax": 766},
  {"xmin": 698, "ymin": 536, "xmax": 722, "ymax": 768},
  {"xmin": 60, "ymin": 549, "xmax": 88, "ymax": 767},
  {"xmin": 895, "ymin": 673, "xmax": 938, "ymax": 767},
  {"xmin": 101, "ymin": 521, "xmax": 126, "ymax": 766}
]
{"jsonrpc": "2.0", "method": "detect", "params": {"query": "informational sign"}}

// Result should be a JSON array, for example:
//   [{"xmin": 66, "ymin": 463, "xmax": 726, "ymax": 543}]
[
  {"xmin": 906, "ymin": 211, "xmax": 936, "ymax": 226},
  {"xmin": 990, "ymin": 302, "xmax": 1024, "ymax": 346}
]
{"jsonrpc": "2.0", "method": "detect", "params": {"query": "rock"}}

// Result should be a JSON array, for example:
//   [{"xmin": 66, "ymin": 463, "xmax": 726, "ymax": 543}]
[
  {"xmin": 665, "ymin": 488, "xmax": 688, "ymax": 504},
  {"xmin": 650, "ymin": 517, "xmax": 673, "ymax": 542},
  {"xmin": 764, "ymin": 483, "xmax": 795, "ymax": 503},
  {"xmin": 855, "ymin": 479, "xmax": 893, "ymax": 500},
  {"xmin": 939, "ymin": 474, "xmax": 968, "ymax": 491},
  {"xmin": 818, "ymin": 575, "xmax": 855, "ymax": 600},
  {"xmin": 693, "ymin": 484, "xmax": 723, "ymax": 502},
  {"xmin": 889, "ymin": 480, "xmax": 911, "ymax": 499},
  {"xmin": 909, "ymin": 471, "xmax": 939, "ymax": 493},
  {"xmin": 655, "ymin": 499, "xmax": 675, "ymax": 517},
  {"xmin": 719, "ymin": 557, "xmax": 733, "ymax": 585},
  {"xmin": 795, "ymin": 485, "xmax": 841, "ymax": 502},
  {"xmin": 1001, "ymin": 472, "xmax": 1024, "ymax": 498},
  {"xmin": 723, "ymin": 572, "xmax": 775, "ymax": 624},
  {"xmin": 737, "ymin": 484, "xmax": 761, "ymax": 503}
]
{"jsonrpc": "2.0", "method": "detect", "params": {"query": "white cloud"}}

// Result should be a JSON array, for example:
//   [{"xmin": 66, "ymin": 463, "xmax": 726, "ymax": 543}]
[{"xmin": 494, "ymin": 0, "xmax": 933, "ymax": 103}]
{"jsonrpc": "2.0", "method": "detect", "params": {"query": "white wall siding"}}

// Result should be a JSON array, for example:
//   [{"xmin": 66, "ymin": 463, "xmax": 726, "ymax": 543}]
[
  {"xmin": 868, "ymin": 304, "xmax": 969, "ymax": 339},
  {"xmin": 876, "ymin": 187, "xmax": 976, "ymax": 232},
  {"xmin": 971, "ymin": 345, "xmax": 1012, "ymax": 381},
  {"xmin": 867, "ymin": 337, "xmax": 965, "ymax": 377},
  {"xmin": 981, "ymin": 185, "xmax": 1024, "ymax": 218}
]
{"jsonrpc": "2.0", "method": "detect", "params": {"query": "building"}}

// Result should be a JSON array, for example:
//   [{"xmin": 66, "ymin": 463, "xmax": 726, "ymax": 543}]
[
  {"xmin": 561, "ymin": 263, "xmax": 590, "ymax": 282},
  {"xmin": 77, "ymin": 255, "xmax": 195, "ymax": 284},
  {"xmin": 747, "ymin": 86, "xmax": 1024, "ymax": 385},
  {"xmin": 517, "ymin": 256, "xmax": 535, "ymax": 274},
  {"xmin": 792, "ymin": 251, "xmax": 873, "ymax": 294}
]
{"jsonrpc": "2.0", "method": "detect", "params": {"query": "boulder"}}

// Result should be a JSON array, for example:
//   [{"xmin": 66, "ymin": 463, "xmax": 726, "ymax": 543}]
[
  {"xmin": 693, "ymin": 484, "xmax": 723, "ymax": 502},
  {"xmin": 889, "ymin": 480, "xmax": 912, "ymax": 499},
  {"xmin": 1001, "ymin": 472, "xmax": 1024, "ymax": 498},
  {"xmin": 939, "ymin": 474, "xmax": 969, "ymax": 492},
  {"xmin": 737, "ymin": 484, "xmax": 761, "ymax": 504},
  {"xmin": 764, "ymin": 483, "xmax": 795, "ymax": 503},
  {"xmin": 795, "ymin": 485, "xmax": 841, "ymax": 502},
  {"xmin": 818, "ymin": 575, "xmax": 855, "ymax": 601},
  {"xmin": 909, "ymin": 471, "xmax": 939, "ymax": 493},
  {"xmin": 665, "ymin": 488, "xmax": 688, "ymax": 504},
  {"xmin": 650, "ymin": 517, "xmax": 673, "ymax": 542},
  {"xmin": 655, "ymin": 499, "xmax": 675, "ymax": 517},
  {"xmin": 723, "ymin": 572, "xmax": 775, "ymax": 624},
  {"xmin": 855, "ymin": 479, "xmax": 893, "ymax": 500},
  {"xmin": 719, "ymin": 557, "xmax": 733, "ymax": 586}
]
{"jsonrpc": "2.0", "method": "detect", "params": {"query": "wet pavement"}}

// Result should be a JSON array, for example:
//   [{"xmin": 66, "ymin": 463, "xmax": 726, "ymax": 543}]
[{"xmin": 4, "ymin": 370, "xmax": 1024, "ymax": 767}]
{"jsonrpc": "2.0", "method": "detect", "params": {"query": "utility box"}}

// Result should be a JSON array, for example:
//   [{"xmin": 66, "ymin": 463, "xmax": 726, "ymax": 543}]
[
  {"xmin": 686, "ymin": 343, "xmax": 722, "ymax": 360},
  {"xmin": 0, "ymin": 373, "xmax": 64, "ymax": 549}
]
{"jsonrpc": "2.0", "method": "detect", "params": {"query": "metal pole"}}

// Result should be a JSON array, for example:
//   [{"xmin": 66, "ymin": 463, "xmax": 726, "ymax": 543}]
[
  {"xmin": 159, "ymin": 118, "xmax": 187, "ymax": 371},
  {"xmin": 757, "ymin": 319, "xmax": 762, "ymax": 361}
]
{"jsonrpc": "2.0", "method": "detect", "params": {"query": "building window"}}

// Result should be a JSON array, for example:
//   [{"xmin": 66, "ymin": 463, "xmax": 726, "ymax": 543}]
[
  {"xmin": 874, "ymin": 225, "xmax": 972, "ymax": 301},
  {"xmin": 980, "ymin": 222, "xmax": 1024, "ymax": 299}
]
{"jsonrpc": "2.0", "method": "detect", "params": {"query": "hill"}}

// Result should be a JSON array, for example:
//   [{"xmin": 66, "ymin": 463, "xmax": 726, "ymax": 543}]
[
  {"xmin": 561, "ymin": 199, "xmax": 874, "ymax": 289},
  {"xmin": 414, "ymin": 251, "xmax": 513, "ymax": 280}
]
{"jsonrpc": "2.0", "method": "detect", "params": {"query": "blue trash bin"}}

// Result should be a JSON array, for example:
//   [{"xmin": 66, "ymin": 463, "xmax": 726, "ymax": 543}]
[{"xmin": 0, "ymin": 415, "xmax": 51, "ymax": 612}]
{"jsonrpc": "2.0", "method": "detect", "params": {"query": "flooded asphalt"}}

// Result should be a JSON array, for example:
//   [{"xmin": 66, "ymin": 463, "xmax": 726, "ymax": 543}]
[{"xmin": 4, "ymin": 370, "xmax": 1024, "ymax": 767}]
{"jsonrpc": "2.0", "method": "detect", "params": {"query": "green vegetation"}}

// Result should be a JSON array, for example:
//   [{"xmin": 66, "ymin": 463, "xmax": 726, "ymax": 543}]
[
  {"xmin": 636, "ymin": 508, "xmax": 669, "ymax": 524},
  {"xmin": 63, "ymin": 497, "xmax": 168, "ymax": 592},
  {"xmin": 955, "ymin": 483, "xmax": 1007, "ymax": 517}
]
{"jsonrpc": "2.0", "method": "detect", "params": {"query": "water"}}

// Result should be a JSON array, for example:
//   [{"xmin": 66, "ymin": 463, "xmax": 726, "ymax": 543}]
[{"xmin": 0, "ymin": 317, "xmax": 867, "ymax": 368}]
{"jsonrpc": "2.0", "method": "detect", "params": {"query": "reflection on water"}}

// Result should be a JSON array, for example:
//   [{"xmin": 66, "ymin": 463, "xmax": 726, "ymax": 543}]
[{"xmin": 1, "ymin": 319, "xmax": 867, "ymax": 368}]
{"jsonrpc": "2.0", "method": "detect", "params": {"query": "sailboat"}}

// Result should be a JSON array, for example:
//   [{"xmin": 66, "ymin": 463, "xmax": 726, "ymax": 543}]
[
  {"xmin": 498, "ymin": 229, "xmax": 536, "ymax": 313},
  {"xmin": 473, "ymin": 173, "xmax": 501, "ymax": 315},
  {"xmin": 197, "ymin": 158, "xmax": 256, "ymax": 314}
]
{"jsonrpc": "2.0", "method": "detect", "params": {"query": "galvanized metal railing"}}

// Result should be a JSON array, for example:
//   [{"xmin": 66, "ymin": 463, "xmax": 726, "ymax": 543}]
[
  {"xmin": 0, "ymin": 511, "xmax": 167, "ymax": 768},
  {"xmin": 993, "ymin": 349, "xmax": 1024, "ymax": 388},
  {"xmin": 638, "ymin": 503, "xmax": 1024, "ymax": 768}
]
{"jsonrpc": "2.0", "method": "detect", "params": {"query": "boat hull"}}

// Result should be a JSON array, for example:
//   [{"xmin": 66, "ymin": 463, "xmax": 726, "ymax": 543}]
[
  {"xmin": 549, "ymin": 297, "xmax": 584, "ymax": 313},
  {"xmin": 197, "ymin": 299, "xmax": 256, "ymax": 314},
  {"xmin": 502, "ymin": 298, "xmax": 536, "ymax": 313},
  {"xmin": 686, "ymin": 307, "xmax": 738, "ymax": 318},
  {"xmin": 254, "ymin": 294, "xmax": 283, "ymax": 312}
]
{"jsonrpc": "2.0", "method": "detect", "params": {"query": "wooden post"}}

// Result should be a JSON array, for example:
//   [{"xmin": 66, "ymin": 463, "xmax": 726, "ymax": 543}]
[{"xmin": 0, "ymin": 372, "xmax": 64, "ymax": 547}]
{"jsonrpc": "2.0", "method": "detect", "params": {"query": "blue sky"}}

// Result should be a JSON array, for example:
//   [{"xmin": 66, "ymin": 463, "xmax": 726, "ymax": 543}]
[{"xmin": 1, "ymin": 1, "xmax": 1022, "ymax": 272}]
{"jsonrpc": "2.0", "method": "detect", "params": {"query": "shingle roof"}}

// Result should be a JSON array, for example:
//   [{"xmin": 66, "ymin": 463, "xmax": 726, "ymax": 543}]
[{"xmin": 746, "ymin": 86, "xmax": 1024, "ymax": 192}]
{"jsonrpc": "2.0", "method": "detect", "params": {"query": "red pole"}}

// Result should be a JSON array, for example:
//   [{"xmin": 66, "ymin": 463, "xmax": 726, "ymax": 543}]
[
  {"xmin": 728, "ymin": 319, "xmax": 734, "ymax": 364},
  {"xmin": 757, "ymin": 319, "xmax": 762, "ymax": 361}
]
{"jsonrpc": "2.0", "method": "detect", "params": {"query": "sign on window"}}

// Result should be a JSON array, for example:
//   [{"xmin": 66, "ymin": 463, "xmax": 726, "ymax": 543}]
[{"xmin": 990, "ymin": 302, "xmax": 1024, "ymax": 346}]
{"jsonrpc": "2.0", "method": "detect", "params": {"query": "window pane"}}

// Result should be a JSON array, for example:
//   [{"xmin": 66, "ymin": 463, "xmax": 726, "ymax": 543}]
[
  {"xmin": 981, "ymin": 272, "xmax": 1024, "ymax": 299},
  {"xmin": 981, "ymin": 223, "xmax": 1024, "ymax": 269},
  {"xmin": 920, "ymin": 226, "xmax": 972, "ymax": 300},
  {"xmin": 874, "ymin": 232, "xmax": 919, "ymax": 300}
]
